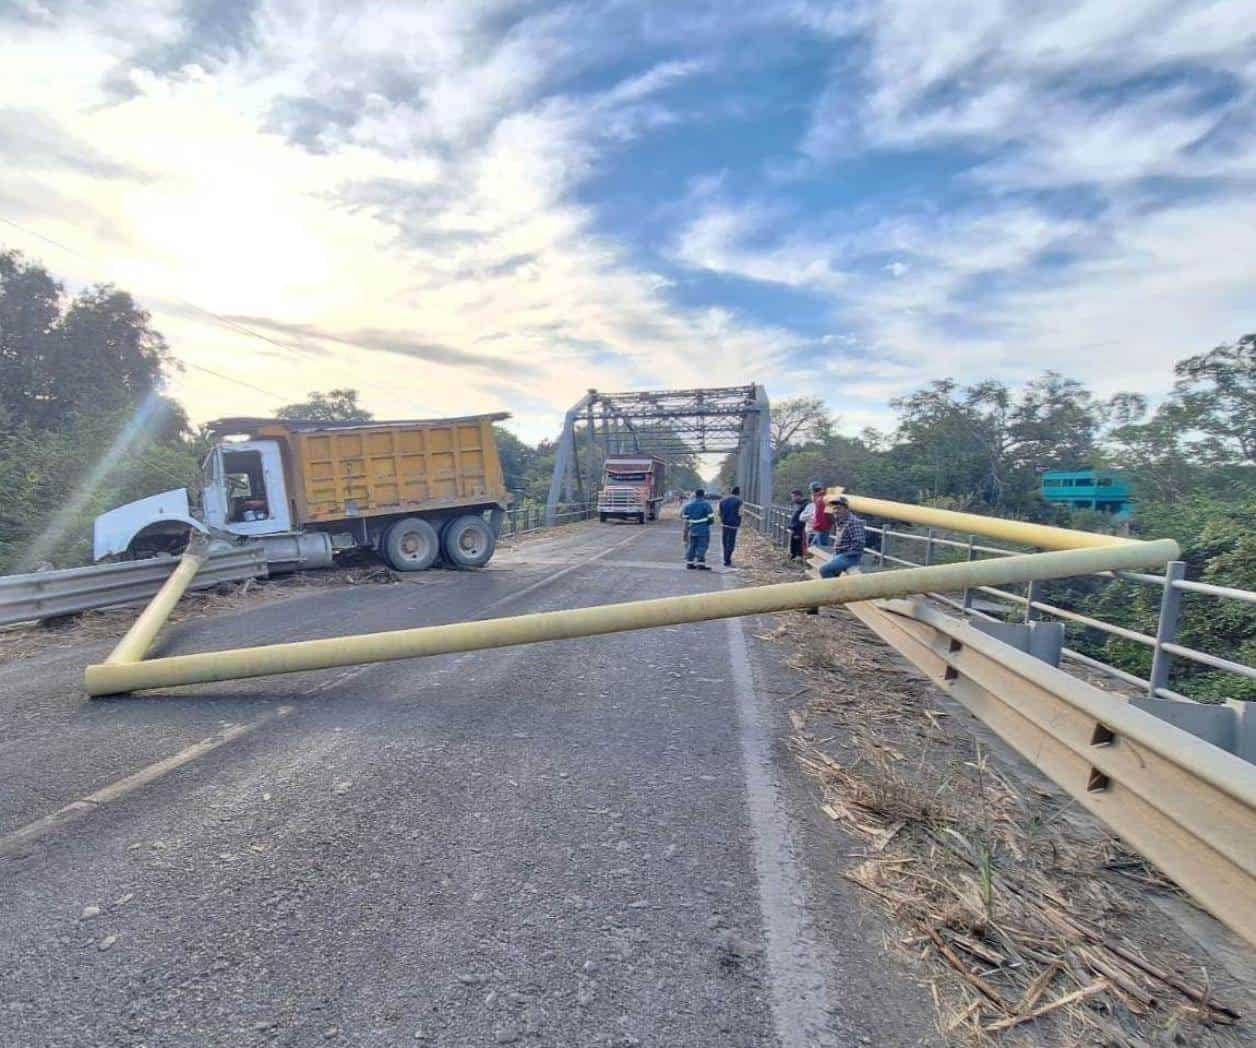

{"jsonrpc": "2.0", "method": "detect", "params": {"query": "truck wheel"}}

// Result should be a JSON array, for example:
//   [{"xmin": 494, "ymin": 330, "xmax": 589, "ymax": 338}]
[
  {"xmin": 384, "ymin": 518, "xmax": 440, "ymax": 571},
  {"xmin": 599, "ymin": 513, "xmax": 607, "ymax": 523},
  {"xmin": 443, "ymin": 514, "xmax": 496, "ymax": 568}
]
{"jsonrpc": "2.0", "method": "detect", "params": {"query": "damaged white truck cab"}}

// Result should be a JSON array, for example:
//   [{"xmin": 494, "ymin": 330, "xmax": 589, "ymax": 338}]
[{"xmin": 93, "ymin": 413, "xmax": 512, "ymax": 573}]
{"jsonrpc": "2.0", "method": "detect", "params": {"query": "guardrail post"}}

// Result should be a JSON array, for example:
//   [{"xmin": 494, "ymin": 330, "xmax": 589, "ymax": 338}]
[
  {"xmin": 1024, "ymin": 579, "xmax": 1039, "ymax": 623},
  {"xmin": 924, "ymin": 527, "xmax": 935, "ymax": 566},
  {"xmin": 1149, "ymin": 560, "xmax": 1187, "ymax": 698},
  {"xmin": 962, "ymin": 534, "xmax": 975, "ymax": 613},
  {"xmin": 883, "ymin": 525, "xmax": 892, "ymax": 565}
]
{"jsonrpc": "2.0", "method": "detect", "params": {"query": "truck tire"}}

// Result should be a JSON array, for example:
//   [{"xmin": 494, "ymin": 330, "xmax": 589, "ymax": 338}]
[
  {"xmin": 443, "ymin": 514, "xmax": 496, "ymax": 568},
  {"xmin": 599, "ymin": 513, "xmax": 607, "ymax": 523},
  {"xmin": 383, "ymin": 517, "xmax": 440, "ymax": 571}
]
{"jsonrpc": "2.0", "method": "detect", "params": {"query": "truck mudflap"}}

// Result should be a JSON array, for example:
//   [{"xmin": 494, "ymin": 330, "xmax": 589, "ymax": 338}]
[{"xmin": 93, "ymin": 489, "xmax": 209, "ymax": 561}]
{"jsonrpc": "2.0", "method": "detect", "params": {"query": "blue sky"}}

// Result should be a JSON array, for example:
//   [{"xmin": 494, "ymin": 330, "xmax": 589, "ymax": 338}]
[{"xmin": 2, "ymin": 1, "xmax": 1254, "ymax": 441}]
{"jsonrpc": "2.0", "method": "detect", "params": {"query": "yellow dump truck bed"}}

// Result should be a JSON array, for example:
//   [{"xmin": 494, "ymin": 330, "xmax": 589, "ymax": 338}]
[{"xmin": 210, "ymin": 414, "xmax": 510, "ymax": 525}]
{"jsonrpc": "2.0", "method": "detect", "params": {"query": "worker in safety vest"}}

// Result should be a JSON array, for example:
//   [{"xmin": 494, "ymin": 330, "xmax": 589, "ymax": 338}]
[{"xmin": 682, "ymin": 488, "xmax": 716, "ymax": 570}]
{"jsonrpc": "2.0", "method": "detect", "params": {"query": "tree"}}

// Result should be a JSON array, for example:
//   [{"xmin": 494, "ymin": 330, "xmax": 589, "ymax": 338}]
[
  {"xmin": 1172, "ymin": 334, "xmax": 1256, "ymax": 464},
  {"xmin": 770, "ymin": 396, "xmax": 833, "ymax": 459},
  {"xmin": 0, "ymin": 250, "xmax": 61, "ymax": 424},
  {"xmin": 276, "ymin": 388, "xmax": 373, "ymax": 422},
  {"xmin": 0, "ymin": 250, "xmax": 175, "ymax": 429}
]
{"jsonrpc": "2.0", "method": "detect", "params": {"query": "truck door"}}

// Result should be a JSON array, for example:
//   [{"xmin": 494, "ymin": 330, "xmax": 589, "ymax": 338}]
[{"xmin": 210, "ymin": 440, "xmax": 293, "ymax": 537}]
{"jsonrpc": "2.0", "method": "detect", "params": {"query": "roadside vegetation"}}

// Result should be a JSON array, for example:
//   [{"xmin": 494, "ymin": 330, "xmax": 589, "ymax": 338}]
[
  {"xmin": 729, "ymin": 351, "xmax": 1255, "ymax": 701},
  {"xmin": 3, "ymin": 246, "xmax": 1251, "ymax": 698},
  {"xmin": 0, "ymin": 248, "xmax": 703, "ymax": 574}
]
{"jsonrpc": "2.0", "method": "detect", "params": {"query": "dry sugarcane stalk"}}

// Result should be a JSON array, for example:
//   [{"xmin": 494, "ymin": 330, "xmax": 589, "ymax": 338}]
[
  {"xmin": 984, "ymin": 978, "xmax": 1112, "ymax": 1034},
  {"xmin": 924, "ymin": 925, "xmax": 1012, "ymax": 1015}
]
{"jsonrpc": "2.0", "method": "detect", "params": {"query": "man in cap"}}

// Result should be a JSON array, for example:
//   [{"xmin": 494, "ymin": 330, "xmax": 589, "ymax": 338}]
[{"xmin": 819, "ymin": 496, "xmax": 866, "ymax": 578}]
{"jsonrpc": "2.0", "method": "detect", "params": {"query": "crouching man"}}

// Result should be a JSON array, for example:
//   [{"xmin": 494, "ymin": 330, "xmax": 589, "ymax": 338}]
[{"xmin": 819, "ymin": 496, "xmax": 866, "ymax": 578}]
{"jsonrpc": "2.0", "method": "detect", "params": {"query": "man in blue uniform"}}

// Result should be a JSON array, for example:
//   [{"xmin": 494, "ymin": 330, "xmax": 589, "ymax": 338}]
[
  {"xmin": 682, "ymin": 488, "xmax": 716, "ymax": 570},
  {"xmin": 719, "ymin": 486, "xmax": 744, "ymax": 567}
]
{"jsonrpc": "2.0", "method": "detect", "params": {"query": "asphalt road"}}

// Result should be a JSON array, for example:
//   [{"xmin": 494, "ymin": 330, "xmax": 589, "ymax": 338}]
[{"xmin": 0, "ymin": 522, "xmax": 937, "ymax": 1047}]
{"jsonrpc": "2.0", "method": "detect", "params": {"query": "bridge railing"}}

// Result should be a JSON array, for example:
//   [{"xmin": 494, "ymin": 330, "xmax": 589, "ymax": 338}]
[
  {"xmin": 750, "ymin": 500, "xmax": 1256, "ymax": 720},
  {"xmin": 501, "ymin": 501, "xmax": 595, "ymax": 538}
]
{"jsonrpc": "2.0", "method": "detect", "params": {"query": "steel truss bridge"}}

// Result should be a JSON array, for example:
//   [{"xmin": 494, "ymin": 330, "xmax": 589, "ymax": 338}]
[{"xmin": 543, "ymin": 385, "xmax": 772, "ymax": 524}]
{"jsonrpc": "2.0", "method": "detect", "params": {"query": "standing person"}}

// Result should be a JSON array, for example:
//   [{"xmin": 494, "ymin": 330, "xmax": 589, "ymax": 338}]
[
  {"xmin": 682, "ymin": 488, "xmax": 716, "ymax": 570},
  {"xmin": 819, "ymin": 497, "xmax": 866, "ymax": 578},
  {"xmin": 719, "ymin": 486, "xmax": 743, "ymax": 567},
  {"xmin": 809, "ymin": 481, "xmax": 834, "ymax": 547},
  {"xmin": 787, "ymin": 489, "xmax": 808, "ymax": 560}
]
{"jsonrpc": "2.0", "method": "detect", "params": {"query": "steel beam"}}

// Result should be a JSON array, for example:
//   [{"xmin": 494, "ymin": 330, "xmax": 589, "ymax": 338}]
[
  {"xmin": 830, "ymin": 489, "xmax": 1130, "ymax": 551},
  {"xmin": 106, "ymin": 544, "xmax": 207, "ymax": 664},
  {"xmin": 544, "ymin": 391, "xmax": 595, "ymax": 525},
  {"xmin": 84, "ymin": 540, "xmax": 1177, "ymax": 696}
]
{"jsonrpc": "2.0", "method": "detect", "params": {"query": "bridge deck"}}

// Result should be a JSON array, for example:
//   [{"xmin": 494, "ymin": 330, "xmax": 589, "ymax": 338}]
[{"xmin": 0, "ymin": 522, "xmax": 937, "ymax": 1047}]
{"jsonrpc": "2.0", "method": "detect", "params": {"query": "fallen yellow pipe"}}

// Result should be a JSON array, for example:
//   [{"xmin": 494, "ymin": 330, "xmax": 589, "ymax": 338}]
[
  {"xmin": 105, "ymin": 545, "xmax": 207, "ymax": 665},
  {"xmin": 85, "ymin": 538, "xmax": 1178, "ymax": 696},
  {"xmin": 829, "ymin": 489, "xmax": 1129, "ymax": 551}
]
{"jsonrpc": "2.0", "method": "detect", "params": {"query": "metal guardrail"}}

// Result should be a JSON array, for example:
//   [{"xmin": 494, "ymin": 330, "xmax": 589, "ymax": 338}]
[
  {"xmin": 501, "ymin": 501, "xmax": 595, "ymax": 539},
  {"xmin": 844, "ymin": 594, "xmax": 1256, "ymax": 948},
  {"xmin": 0, "ymin": 546, "xmax": 269, "ymax": 627},
  {"xmin": 751, "ymin": 500, "xmax": 1256, "ymax": 718}
]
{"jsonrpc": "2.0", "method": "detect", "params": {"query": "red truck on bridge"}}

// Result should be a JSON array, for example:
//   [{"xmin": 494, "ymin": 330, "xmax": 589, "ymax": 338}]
[{"xmin": 597, "ymin": 455, "xmax": 665, "ymax": 524}]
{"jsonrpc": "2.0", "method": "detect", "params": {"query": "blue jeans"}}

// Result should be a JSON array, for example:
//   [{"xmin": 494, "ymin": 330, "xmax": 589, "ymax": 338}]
[
  {"xmin": 810, "ymin": 531, "xmax": 832, "ymax": 548},
  {"xmin": 686, "ymin": 529, "xmax": 710, "ymax": 564},
  {"xmin": 819, "ymin": 551, "xmax": 862, "ymax": 578}
]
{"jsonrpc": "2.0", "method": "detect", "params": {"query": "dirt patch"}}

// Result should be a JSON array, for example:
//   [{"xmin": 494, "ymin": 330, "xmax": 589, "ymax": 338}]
[{"xmin": 740, "ymin": 529, "xmax": 1253, "ymax": 1046}]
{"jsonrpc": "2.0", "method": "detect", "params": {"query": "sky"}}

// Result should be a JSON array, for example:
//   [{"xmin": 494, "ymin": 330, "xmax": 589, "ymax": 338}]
[{"xmin": 2, "ymin": 0, "xmax": 1254, "ymax": 444}]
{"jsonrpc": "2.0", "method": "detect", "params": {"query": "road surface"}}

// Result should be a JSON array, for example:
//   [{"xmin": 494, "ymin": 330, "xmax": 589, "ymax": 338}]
[{"xmin": 0, "ymin": 522, "xmax": 937, "ymax": 1047}]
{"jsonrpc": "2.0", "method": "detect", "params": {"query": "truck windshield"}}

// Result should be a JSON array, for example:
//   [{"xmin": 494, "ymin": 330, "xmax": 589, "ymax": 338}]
[{"xmin": 607, "ymin": 472, "xmax": 648, "ymax": 482}]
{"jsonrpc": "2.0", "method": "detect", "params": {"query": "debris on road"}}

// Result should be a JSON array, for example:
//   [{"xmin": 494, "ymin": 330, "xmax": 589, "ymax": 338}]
[
  {"xmin": 740, "ymin": 529, "xmax": 1252, "ymax": 1045},
  {"xmin": 0, "ymin": 562, "xmax": 398, "ymax": 665}
]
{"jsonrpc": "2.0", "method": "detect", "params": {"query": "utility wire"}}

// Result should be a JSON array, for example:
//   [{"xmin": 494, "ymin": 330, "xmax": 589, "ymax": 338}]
[{"xmin": 1, "ymin": 214, "xmax": 296, "ymax": 402}]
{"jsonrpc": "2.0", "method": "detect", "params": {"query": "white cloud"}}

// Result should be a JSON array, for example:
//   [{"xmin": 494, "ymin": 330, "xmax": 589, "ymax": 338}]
[
  {"xmin": 0, "ymin": 2, "xmax": 804, "ymax": 441},
  {"xmin": 672, "ymin": 0, "xmax": 1256, "ymax": 415}
]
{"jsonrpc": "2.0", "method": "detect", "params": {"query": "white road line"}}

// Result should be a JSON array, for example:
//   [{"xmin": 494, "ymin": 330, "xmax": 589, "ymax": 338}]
[
  {"xmin": 471, "ymin": 528, "xmax": 647, "ymax": 618},
  {"xmin": 0, "ymin": 705, "xmax": 294, "ymax": 858},
  {"xmin": 723, "ymin": 577, "xmax": 841, "ymax": 1048}
]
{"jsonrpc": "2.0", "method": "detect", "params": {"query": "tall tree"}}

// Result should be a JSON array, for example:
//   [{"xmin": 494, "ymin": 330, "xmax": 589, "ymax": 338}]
[
  {"xmin": 0, "ymin": 251, "xmax": 174, "ymax": 429},
  {"xmin": 276, "ymin": 388, "xmax": 373, "ymax": 422},
  {"xmin": 0, "ymin": 250, "xmax": 62, "ymax": 424},
  {"xmin": 1172, "ymin": 334, "xmax": 1256, "ymax": 464},
  {"xmin": 770, "ymin": 395, "xmax": 833, "ymax": 459}
]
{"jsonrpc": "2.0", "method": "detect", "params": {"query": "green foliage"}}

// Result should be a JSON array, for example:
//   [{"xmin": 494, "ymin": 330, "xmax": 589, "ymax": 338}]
[
  {"xmin": 0, "ymin": 249, "xmax": 200, "ymax": 572},
  {"xmin": 276, "ymin": 388, "xmax": 373, "ymax": 422},
  {"xmin": 1073, "ymin": 496, "xmax": 1256, "ymax": 701},
  {"xmin": 0, "ymin": 401, "xmax": 204, "ymax": 570}
]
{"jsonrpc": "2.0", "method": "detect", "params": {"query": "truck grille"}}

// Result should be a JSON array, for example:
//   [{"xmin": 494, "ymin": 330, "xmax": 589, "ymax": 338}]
[{"xmin": 599, "ymin": 487, "xmax": 643, "ymax": 510}]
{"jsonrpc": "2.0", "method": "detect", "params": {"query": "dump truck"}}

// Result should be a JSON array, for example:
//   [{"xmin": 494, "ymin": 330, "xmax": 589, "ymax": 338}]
[
  {"xmin": 93, "ymin": 414, "xmax": 511, "ymax": 572},
  {"xmin": 597, "ymin": 455, "xmax": 665, "ymax": 524}
]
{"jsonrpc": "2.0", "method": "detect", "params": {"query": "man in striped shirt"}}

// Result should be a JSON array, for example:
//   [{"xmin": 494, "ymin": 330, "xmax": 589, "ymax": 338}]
[{"xmin": 819, "ymin": 497, "xmax": 866, "ymax": 578}]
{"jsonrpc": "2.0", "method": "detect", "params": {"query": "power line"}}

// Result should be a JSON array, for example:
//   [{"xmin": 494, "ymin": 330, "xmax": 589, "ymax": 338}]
[
  {"xmin": 181, "ymin": 361, "xmax": 287, "ymax": 401},
  {"xmin": 0, "ymin": 214, "xmax": 299, "ymax": 402}
]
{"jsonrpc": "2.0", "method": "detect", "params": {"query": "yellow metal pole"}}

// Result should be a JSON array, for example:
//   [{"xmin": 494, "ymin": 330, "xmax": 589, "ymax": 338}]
[
  {"xmin": 105, "ymin": 544, "xmax": 207, "ymax": 665},
  {"xmin": 85, "ymin": 538, "xmax": 1178, "ymax": 696},
  {"xmin": 829, "ymin": 489, "xmax": 1129, "ymax": 551}
]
